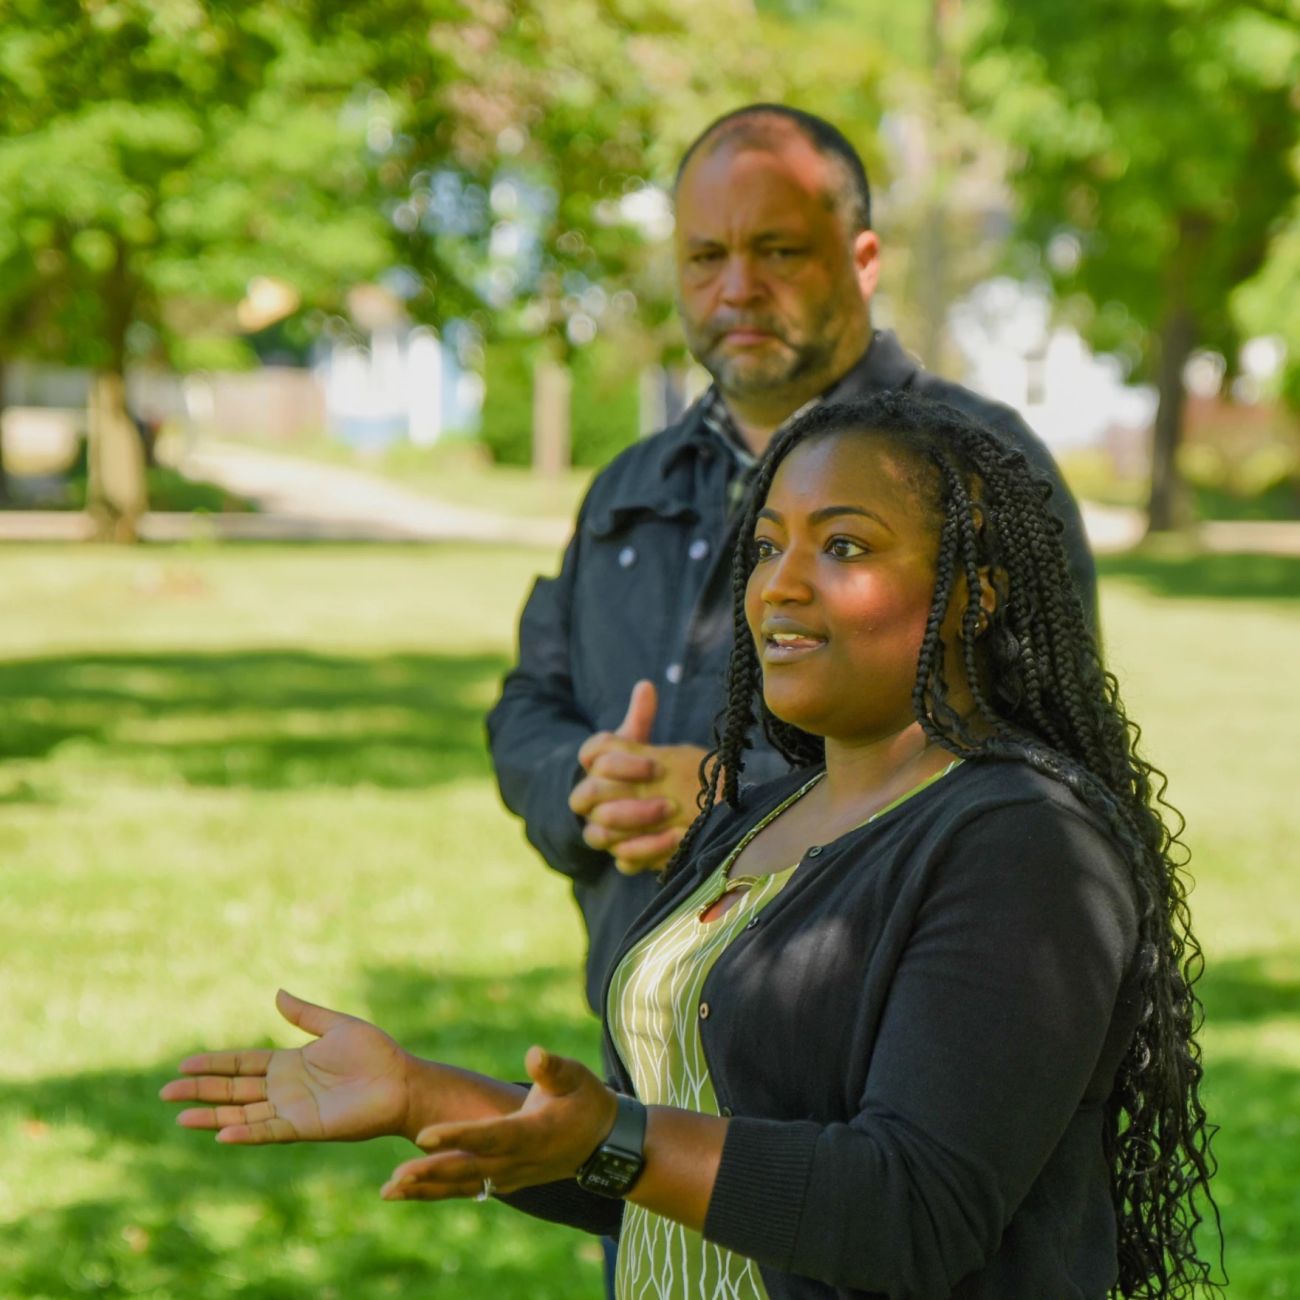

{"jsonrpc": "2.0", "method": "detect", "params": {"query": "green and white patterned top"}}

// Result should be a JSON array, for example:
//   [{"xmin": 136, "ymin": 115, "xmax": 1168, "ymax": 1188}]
[
  {"xmin": 607, "ymin": 774, "xmax": 818, "ymax": 1300},
  {"xmin": 606, "ymin": 761, "xmax": 962, "ymax": 1300}
]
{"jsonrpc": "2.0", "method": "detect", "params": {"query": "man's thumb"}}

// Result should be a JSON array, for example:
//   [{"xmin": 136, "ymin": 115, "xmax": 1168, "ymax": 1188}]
[{"xmin": 616, "ymin": 680, "xmax": 657, "ymax": 743}]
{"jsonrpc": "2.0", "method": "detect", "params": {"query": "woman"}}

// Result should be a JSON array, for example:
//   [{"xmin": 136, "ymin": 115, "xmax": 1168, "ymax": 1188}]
[{"xmin": 162, "ymin": 393, "xmax": 1220, "ymax": 1298}]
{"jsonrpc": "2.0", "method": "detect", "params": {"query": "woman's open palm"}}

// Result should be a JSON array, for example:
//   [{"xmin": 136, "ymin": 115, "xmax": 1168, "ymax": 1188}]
[{"xmin": 160, "ymin": 989, "xmax": 411, "ymax": 1144}]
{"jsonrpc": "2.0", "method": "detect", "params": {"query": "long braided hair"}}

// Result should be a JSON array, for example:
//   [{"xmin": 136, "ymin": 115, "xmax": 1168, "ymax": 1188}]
[{"xmin": 669, "ymin": 391, "xmax": 1221, "ymax": 1297}]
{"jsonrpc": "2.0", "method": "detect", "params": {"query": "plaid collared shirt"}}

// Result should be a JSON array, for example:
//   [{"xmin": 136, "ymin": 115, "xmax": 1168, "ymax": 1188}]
[{"xmin": 697, "ymin": 386, "xmax": 820, "ymax": 514}]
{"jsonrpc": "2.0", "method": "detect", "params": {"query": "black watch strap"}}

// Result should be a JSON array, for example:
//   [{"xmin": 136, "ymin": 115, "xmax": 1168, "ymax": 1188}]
[{"xmin": 575, "ymin": 1093, "xmax": 647, "ymax": 1198}]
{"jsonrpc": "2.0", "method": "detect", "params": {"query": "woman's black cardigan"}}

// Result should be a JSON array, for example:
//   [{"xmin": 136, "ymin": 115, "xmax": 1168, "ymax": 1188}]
[{"xmin": 503, "ymin": 759, "xmax": 1143, "ymax": 1300}]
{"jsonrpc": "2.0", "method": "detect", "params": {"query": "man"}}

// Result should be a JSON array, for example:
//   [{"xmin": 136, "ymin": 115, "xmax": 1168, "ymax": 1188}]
[{"xmin": 487, "ymin": 104, "xmax": 1096, "ymax": 1015}]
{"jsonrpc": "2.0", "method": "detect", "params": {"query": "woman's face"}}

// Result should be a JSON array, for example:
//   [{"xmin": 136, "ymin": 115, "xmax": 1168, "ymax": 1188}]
[{"xmin": 745, "ymin": 430, "xmax": 957, "ymax": 745}]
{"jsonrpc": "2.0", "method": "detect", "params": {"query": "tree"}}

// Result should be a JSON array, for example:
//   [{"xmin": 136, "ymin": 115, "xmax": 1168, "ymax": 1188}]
[
  {"xmin": 0, "ymin": 229, "xmax": 41, "ymax": 505},
  {"xmin": 1233, "ymin": 195, "xmax": 1300, "ymax": 409},
  {"xmin": 0, "ymin": 1, "xmax": 416, "ymax": 535},
  {"xmin": 0, "ymin": 0, "xmax": 911, "ymax": 501},
  {"xmin": 964, "ymin": 0, "xmax": 1299, "ymax": 530},
  {"xmin": 400, "ymin": 0, "xmax": 896, "ymax": 464}
]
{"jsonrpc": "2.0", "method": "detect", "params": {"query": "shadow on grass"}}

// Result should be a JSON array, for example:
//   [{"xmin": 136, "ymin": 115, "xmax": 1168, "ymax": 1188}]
[
  {"xmin": 0, "ymin": 964, "xmax": 602, "ymax": 1300},
  {"xmin": 1097, "ymin": 549, "xmax": 1300, "ymax": 602},
  {"xmin": 0, "ymin": 776, "xmax": 60, "ymax": 806},
  {"xmin": 1200, "ymin": 953, "xmax": 1300, "ymax": 1026},
  {"xmin": 4, "ymin": 954, "xmax": 1297, "ymax": 1295},
  {"xmin": 0, "ymin": 649, "xmax": 509, "ymax": 790}
]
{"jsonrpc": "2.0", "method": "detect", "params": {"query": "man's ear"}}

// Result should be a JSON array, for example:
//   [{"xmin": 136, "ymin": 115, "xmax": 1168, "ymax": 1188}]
[{"xmin": 853, "ymin": 229, "xmax": 880, "ymax": 301}]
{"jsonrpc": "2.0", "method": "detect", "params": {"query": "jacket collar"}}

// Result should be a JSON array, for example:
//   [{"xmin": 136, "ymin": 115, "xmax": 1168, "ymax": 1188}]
[{"xmin": 653, "ymin": 398, "xmax": 718, "ymax": 480}]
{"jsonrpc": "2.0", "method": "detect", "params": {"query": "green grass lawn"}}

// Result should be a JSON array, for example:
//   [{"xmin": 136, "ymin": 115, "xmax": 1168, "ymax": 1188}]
[{"xmin": 0, "ymin": 541, "xmax": 1297, "ymax": 1298}]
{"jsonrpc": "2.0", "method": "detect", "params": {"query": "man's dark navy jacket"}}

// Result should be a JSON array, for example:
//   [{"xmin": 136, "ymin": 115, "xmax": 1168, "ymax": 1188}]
[{"xmin": 486, "ymin": 330, "xmax": 1097, "ymax": 1010}]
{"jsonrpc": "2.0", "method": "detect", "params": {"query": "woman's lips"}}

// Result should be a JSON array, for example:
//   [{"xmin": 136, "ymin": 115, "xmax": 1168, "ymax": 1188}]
[{"xmin": 762, "ymin": 631, "xmax": 826, "ymax": 662}]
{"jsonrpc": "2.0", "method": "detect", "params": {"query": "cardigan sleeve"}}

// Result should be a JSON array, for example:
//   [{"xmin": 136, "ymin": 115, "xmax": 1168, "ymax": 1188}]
[
  {"xmin": 494, "ymin": 1178, "xmax": 625, "ymax": 1239},
  {"xmin": 703, "ymin": 798, "xmax": 1139, "ymax": 1297}
]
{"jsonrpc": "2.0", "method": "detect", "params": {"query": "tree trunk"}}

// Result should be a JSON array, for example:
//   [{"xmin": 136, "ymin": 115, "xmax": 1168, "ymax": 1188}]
[
  {"xmin": 87, "ymin": 371, "xmax": 147, "ymax": 541},
  {"xmin": 532, "ymin": 337, "xmax": 571, "ymax": 479},
  {"xmin": 1146, "ymin": 306, "xmax": 1196, "ymax": 533},
  {"xmin": 86, "ymin": 240, "xmax": 147, "ymax": 540},
  {"xmin": 913, "ymin": 0, "xmax": 963, "ymax": 379},
  {"xmin": 0, "ymin": 359, "xmax": 10, "ymax": 505}
]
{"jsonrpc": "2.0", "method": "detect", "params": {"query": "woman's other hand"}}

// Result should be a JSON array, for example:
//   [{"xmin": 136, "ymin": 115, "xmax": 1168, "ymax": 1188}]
[
  {"xmin": 381, "ymin": 1045, "xmax": 617, "ymax": 1200},
  {"xmin": 159, "ymin": 988, "xmax": 417, "ymax": 1144}
]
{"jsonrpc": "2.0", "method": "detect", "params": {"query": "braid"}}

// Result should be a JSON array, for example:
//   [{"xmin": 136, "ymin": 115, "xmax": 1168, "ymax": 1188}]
[
  {"xmin": 665, "ymin": 390, "xmax": 1221, "ymax": 1294},
  {"xmin": 662, "ymin": 443, "xmax": 816, "ymax": 880},
  {"xmin": 912, "ymin": 495, "xmax": 969, "ymax": 747}
]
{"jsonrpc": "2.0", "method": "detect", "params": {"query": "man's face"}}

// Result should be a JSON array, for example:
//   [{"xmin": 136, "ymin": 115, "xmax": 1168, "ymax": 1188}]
[{"xmin": 674, "ymin": 134, "xmax": 877, "ymax": 411}]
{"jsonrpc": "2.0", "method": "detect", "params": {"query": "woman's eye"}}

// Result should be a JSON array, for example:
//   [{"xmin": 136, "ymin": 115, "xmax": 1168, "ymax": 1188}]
[
  {"xmin": 827, "ymin": 537, "xmax": 867, "ymax": 559},
  {"xmin": 752, "ymin": 537, "xmax": 778, "ymax": 560}
]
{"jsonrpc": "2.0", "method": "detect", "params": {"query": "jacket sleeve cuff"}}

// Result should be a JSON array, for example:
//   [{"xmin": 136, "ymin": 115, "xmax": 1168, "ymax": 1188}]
[
  {"xmin": 702, "ymin": 1116, "xmax": 821, "ymax": 1271},
  {"xmin": 521, "ymin": 743, "xmax": 611, "ymax": 883}
]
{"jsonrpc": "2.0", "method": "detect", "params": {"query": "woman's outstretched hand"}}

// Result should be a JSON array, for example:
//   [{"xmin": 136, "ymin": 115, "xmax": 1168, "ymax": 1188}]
[
  {"xmin": 381, "ymin": 1045, "xmax": 617, "ymax": 1200},
  {"xmin": 159, "ymin": 989, "xmax": 415, "ymax": 1144}
]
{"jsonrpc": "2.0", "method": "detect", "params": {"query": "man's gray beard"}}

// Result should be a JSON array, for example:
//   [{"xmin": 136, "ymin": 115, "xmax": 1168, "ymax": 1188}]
[{"xmin": 701, "ymin": 339, "xmax": 838, "ymax": 401}]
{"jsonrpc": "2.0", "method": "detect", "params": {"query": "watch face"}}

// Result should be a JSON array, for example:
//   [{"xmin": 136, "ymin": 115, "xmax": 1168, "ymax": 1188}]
[{"xmin": 577, "ymin": 1149, "xmax": 643, "ymax": 1197}]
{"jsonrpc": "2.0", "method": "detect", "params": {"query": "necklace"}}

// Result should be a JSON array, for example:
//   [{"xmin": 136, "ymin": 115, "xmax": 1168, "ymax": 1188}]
[{"xmin": 721, "ymin": 757, "xmax": 963, "ymax": 887}]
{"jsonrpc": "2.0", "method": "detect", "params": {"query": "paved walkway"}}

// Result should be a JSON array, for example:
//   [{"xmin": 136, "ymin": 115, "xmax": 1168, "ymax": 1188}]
[
  {"xmin": 0, "ymin": 437, "xmax": 1296, "ymax": 555},
  {"xmin": 0, "ymin": 439, "xmax": 569, "ymax": 548}
]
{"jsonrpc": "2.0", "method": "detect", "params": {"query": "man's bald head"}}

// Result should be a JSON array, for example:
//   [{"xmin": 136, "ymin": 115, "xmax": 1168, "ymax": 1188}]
[{"xmin": 675, "ymin": 104, "xmax": 872, "ymax": 234}]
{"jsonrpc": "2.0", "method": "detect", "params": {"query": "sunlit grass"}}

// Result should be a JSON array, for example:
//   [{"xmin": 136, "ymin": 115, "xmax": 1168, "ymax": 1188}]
[
  {"xmin": 0, "ymin": 542, "xmax": 1296, "ymax": 1297},
  {"xmin": 0, "ymin": 541, "xmax": 603, "ymax": 1299}
]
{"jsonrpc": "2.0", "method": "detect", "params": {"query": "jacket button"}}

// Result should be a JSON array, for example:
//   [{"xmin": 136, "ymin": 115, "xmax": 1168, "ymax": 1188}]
[
  {"xmin": 618, "ymin": 545, "xmax": 637, "ymax": 568},
  {"xmin": 688, "ymin": 538, "xmax": 710, "ymax": 561},
  {"xmin": 720, "ymin": 1105, "xmax": 733, "ymax": 1118},
  {"xmin": 698, "ymin": 1001, "xmax": 711, "ymax": 1020},
  {"xmin": 665, "ymin": 663, "xmax": 683, "ymax": 685},
  {"xmin": 807, "ymin": 845, "xmax": 822, "ymax": 858}
]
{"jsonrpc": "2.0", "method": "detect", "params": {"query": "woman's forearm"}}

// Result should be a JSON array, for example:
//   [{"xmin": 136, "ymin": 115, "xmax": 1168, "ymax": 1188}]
[
  {"xmin": 386, "ymin": 1062, "xmax": 729, "ymax": 1228},
  {"xmin": 400, "ymin": 1056, "xmax": 527, "ymax": 1144},
  {"xmin": 623, "ymin": 1106, "xmax": 728, "ymax": 1233}
]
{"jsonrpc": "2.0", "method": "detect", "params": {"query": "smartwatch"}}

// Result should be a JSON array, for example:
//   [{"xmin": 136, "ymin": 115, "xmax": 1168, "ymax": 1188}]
[{"xmin": 575, "ymin": 1093, "xmax": 647, "ymax": 1197}]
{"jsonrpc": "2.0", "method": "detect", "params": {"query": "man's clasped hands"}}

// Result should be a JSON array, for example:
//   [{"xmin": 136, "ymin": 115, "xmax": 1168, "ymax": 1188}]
[{"xmin": 568, "ymin": 679, "xmax": 713, "ymax": 875}]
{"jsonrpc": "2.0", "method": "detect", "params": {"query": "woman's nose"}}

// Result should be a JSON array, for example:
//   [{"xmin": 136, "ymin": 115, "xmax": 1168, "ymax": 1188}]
[{"xmin": 760, "ymin": 546, "xmax": 813, "ymax": 605}]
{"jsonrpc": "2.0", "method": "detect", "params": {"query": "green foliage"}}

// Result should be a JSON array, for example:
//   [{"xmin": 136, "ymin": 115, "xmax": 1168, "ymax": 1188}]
[
  {"xmin": 478, "ymin": 341, "xmax": 535, "ymax": 466},
  {"xmin": 1233, "ymin": 196, "xmax": 1300, "ymax": 406},
  {"xmin": 401, "ymin": 0, "xmax": 897, "ymax": 357},
  {"xmin": 0, "ymin": 0, "xmax": 907, "ymax": 437},
  {"xmin": 0, "ymin": 1, "xmax": 414, "ymax": 374},
  {"xmin": 963, "ymin": 0, "xmax": 1300, "ymax": 381},
  {"xmin": 571, "ymin": 342, "xmax": 643, "ymax": 467},
  {"xmin": 1058, "ymin": 435, "xmax": 1300, "ymax": 522},
  {"xmin": 480, "ymin": 339, "xmax": 640, "ymax": 468}
]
